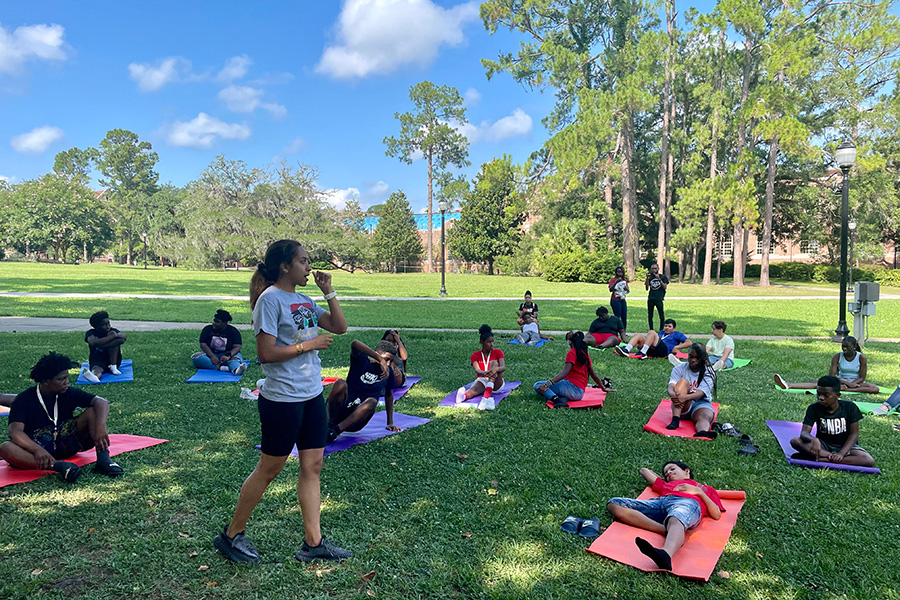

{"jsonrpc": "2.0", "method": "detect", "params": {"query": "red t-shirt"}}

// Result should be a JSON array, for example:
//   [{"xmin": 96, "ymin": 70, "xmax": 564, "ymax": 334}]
[
  {"xmin": 470, "ymin": 349, "xmax": 504, "ymax": 374},
  {"xmin": 563, "ymin": 348, "xmax": 590, "ymax": 390},
  {"xmin": 651, "ymin": 477, "xmax": 725, "ymax": 518}
]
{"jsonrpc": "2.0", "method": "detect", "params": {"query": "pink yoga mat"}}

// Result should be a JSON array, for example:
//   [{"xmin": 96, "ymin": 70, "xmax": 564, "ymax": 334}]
[
  {"xmin": 0, "ymin": 434, "xmax": 168, "ymax": 488},
  {"xmin": 545, "ymin": 387, "xmax": 607, "ymax": 409},
  {"xmin": 439, "ymin": 381, "xmax": 522, "ymax": 408},
  {"xmin": 643, "ymin": 399, "xmax": 719, "ymax": 439}
]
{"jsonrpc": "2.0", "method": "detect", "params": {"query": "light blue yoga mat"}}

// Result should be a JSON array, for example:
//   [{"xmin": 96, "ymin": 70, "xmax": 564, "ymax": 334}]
[
  {"xmin": 75, "ymin": 359, "xmax": 134, "ymax": 385},
  {"xmin": 508, "ymin": 337, "xmax": 550, "ymax": 347},
  {"xmin": 186, "ymin": 361, "xmax": 251, "ymax": 383}
]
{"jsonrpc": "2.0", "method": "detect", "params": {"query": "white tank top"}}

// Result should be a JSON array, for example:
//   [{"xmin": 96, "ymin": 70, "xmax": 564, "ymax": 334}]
[{"xmin": 838, "ymin": 352, "xmax": 861, "ymax": 381}]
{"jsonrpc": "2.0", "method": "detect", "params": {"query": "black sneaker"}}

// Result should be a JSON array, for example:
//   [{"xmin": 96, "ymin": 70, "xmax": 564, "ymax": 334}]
[
  {"xmin": 613, "ymin": 346, "xmax": 628, "ymax": 358},
  {"xmin": 552, "ymin": 396, "xmax": 569, "ymax": 409},
  {"xmin": 213, "ymin": 527, "xmax": 260, "ymax": 564},
  {"xmin": 326, "ymin": 423, "xmax": 340, "ymax": 444},
  {"xmin": 295, "ymin": 536, "xmax": 353, "ymax": 562}
]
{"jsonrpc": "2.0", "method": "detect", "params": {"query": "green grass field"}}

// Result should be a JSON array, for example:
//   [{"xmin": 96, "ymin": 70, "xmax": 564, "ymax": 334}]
[
  {"xmin": 0, "ymin": 331, "xmax": 898, "ymax": 600},
  {"xmin": 1, "ymin": 262, "xmax": 899, "ymax": 599}
]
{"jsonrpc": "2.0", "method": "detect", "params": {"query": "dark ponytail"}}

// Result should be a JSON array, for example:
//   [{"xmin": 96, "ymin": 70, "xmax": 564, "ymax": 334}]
[
  {"xmin": 844, "ymin": 336, "xmax": 862, "ymax": 353},
  {"xmin": 567, "ymin": 331, "xmax": 589, "ymax": 366},
  {"xmin": 479, "ymin": 324, "xmax": 493, "ymax": 343},
  {"xmin": 250, "ymin": 239, "xmax": 302, "ymax": 309},
  {"xmin": 689, "ymin": 342, "xmax": 717, "ymax": 402}
]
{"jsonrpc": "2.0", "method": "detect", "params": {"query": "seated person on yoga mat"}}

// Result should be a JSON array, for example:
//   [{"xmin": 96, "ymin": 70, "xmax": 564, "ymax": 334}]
[
  {"xmin": 0, "ymin": 352, "xmax": 124, "ymax": 483},
  {"xmin": 669, "ymin": 320, "xmax": 734, "ymax": 371},
  {"xmin": 382, "ymin": 329, "xmax": 408, "ymax": 388},
  {"xmin": 774, "ymin": 336, "xmax": 880, "ymax": 394},
  {"xmin": 667, "ymin": 343, "xmax": 718, "ymax": 439},
  {"xmin": 515, "ymin": 312, "xmax": 553, "ymax": 346},
  {"xmin": 585, "ymin": 306, "xmax": 626, "ymax": 348},
  {"xmin": 516, "ymin": 291, "xmax": 539, "ymax": 326},
  {"xmin": 192, "ymin": 309, "xmax": 248, "ymax": 376},
  {"xmin": 455, "ymin": 325, "xmax": 505, "ymax": 410},
  {"xmin": 82, "ymin": 310, "xmax": 126, "ymax": 383},
  {"xmin": 0, "ymin": 393, "xmax": 15, "ymax": 408},
  {"xmin": 326, "ymin": 340, "xmax": 398, "ymax": 443},
  {"xmin": 614, "ymin": 319, "xmax": 690, "ymax": 359},
  {"xmin": 789, "ymin": 375, "xmax": 875, "ymax": 467},
  {"xmin": 606, "ymin": 461, "xmax": 724, "ymax": 571},
  {"xmin": 534, "ymin": 331, "xmax": 609, "ymax": 408}
]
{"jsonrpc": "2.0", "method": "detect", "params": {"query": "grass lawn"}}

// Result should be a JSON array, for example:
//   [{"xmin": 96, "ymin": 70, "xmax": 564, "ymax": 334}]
[
  {"xmin": 1, "ymin": 295, "xmax": 899, "ymax": 339},
  {"xmin": 3, "ymin": 261, "xmax": 895, "ymax": 298},
  {"xmin": 1, "ymin": 330, "xmax": 898, "ymax": 599}
]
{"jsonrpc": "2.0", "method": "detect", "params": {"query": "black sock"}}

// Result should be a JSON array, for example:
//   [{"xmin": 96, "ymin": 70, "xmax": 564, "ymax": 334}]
[
  {"xmin": 665, "ymin": 417, "xmax": 680, "ymax": 430},
  {"xmin": 51, "ymin": 460, "xmax": 76, "ymax": 473},
  {"xmin": 96, "ymin": 449, "xmax": 111, "ymax": 466},
  {"xmin": 636, "ymin": 537, "xmax": 672, "ymax": 570}
]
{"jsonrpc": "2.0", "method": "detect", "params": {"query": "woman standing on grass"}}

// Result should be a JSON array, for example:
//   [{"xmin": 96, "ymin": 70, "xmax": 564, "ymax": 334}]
[
  {"xmin": 534, "ymin": 331, "xmax": 609, "ymax": 408},
  {"xmin": 214, "ymin": 240, "xmax": 351, "ymax": 564},
  {"xmin": 774, "ymin": 336, "xmax": 881, "ymax": 394},
  {"xmin": 455, "ymin": 324, "xmax": 505, "ymax": 410},
  {"xmin": 608, "ymin": 266, "xmax": 630, "ymax": 332}
]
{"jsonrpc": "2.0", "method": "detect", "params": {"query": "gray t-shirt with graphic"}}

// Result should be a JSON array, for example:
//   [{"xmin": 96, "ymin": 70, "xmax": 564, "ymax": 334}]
[{"xmin": 253, "ymin": 286, "xmax": 327, "ymax": 403}]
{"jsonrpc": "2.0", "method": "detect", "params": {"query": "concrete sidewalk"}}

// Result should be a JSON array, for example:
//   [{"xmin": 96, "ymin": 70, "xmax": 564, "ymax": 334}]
[{"xmin": 1, "ymin": 316, "xmax": 896, "ymax": 343}]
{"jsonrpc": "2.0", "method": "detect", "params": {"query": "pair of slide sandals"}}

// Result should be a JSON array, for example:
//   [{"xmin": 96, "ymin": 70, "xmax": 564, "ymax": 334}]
[
  {"xmin": 561, "ymin": 516, "xmax": 600, "ymax": 538},
  {"xmin": 737, "ymin": 434, "xmax": 760, "ymax": 456}
]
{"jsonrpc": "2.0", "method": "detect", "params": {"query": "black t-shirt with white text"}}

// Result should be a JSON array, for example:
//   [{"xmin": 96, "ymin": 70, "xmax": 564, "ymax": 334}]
[
  {"xmin": 519, "ymin": 302, "xmax": 538, "ymax": 317},
  {"xmin": 8, "ymin": 386, "xmax": 96, "ymax": 439},
  {"xmin": 803, "ymin": 400, "xmax": 863, "ymax": 448},
  {"xmin": 647, "ymin": 274, "xmax": 669, "ymax": 301},
  {"xmin": 199, "ymin": 324, "xmax": 243, "ymax": 354},
  {"xmin": 345, "ymin": 347, "xmax": 395, "ymax": 402}
]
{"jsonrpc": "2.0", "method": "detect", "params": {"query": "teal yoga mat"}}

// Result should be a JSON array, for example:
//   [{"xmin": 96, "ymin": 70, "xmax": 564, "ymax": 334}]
[
  {"xmin": 854, "ymin": 401, "xmax": 898, "ymax": 415},
  {"xmin": 721, "ymin": 358, "xmax": 752, "ymax": 371}
]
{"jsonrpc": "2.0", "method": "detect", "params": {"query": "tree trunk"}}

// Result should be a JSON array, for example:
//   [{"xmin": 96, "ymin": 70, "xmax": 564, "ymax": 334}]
[
  {"xmin": 488, "ymin": 257, "xmax": 494, "ymax": 276},
  {"xmin": 426, "ymin": 150, "xmax": 434, "ymax": 273},
  {"xmin": 702, "ymin": 30, "xmax": 725, "ymax": 286},
  {"xmin": 83, "ymin": 241, "xmax": 88, "ymax": 263},
  {"xmin": 621, "ymin": 115, "xmax": 639, "ymax": 277},
  {"xmin": 604, "ymin": 174, "xmax": 615, "ymax": 250},
  {"xmin": 691, "ymin": 243, "xmax": 700, "ymax": 283},
  {"xmin": 127, "ymin": 234, "xmax": 133, "ymax": 266},
  {"xmin": 677, "ymin": 249, "xmax": 684, "ymax": 283},
  {"xmin": 656, "ymin": 0, "xmax": 674, "ymax": 275},
  {"xmin": 716, "ymin": 228, "xmax": 723, "ymax": 284}
]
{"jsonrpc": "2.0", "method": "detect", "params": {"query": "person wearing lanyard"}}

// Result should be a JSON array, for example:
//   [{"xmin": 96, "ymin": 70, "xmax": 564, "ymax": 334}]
[
  {"xmin": 214, "ymin": 239, "xmax": 351, "ymax": 565},
  {"xmin": 455, "ymin": 325, "xmax": 506, "ymax": 410},
  {"xmin": 0, "ymin": 352, "xmax": 123, "ymax": 483}
]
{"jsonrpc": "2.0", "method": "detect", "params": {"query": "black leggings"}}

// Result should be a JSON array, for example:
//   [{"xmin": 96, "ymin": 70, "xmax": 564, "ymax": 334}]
[{"xmin": 648, "ymin": 298, "xmax": 664, "ymax": 331}]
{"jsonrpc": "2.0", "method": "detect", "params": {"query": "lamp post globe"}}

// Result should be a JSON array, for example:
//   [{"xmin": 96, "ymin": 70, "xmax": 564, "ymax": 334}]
[{"xmin": 833, "ymin": 139, "xmax": 856, "ymax": 342}]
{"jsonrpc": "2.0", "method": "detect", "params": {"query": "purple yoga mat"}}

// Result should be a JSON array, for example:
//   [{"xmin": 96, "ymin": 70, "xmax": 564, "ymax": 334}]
[
  {"xmin": 766, "ymin": 420, "xmax": 881, "ymax": 475},
  {"xmin": 438, "ymin": 381, "xmax": 522, "ymax": 408},
  {"xmin": 377, "ymin": 376, "xmax": 421, "ymax": 406}
]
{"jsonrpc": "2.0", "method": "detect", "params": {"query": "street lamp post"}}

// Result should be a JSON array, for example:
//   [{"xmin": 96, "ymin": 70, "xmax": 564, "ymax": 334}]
[
  {"xmin": 833, "ymin": 139, "xmax": 857, "ymax": 342},
  {"xmin": 848, "ymin": 219, "xmax": 857, "ymax": 292},
  {"xmin": 438, "ymin": 199, "xmax": 449, "ymax": 296}
]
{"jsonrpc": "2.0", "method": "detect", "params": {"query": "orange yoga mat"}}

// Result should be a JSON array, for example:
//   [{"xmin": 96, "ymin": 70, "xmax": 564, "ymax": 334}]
[
  {"xmin": 643, "ymin": 399, "xmax": 719, "ymax": 439},
  {"xmin": 587, "ymin": 487, "xmax": 746, "ymax": 580},
  {"xmin": 0, "ymin": 434, "xmax": 167, "ymax": 488},
  {"xmin": 545, "ymin": 387, "xmax": 607, "ymax": 409}
]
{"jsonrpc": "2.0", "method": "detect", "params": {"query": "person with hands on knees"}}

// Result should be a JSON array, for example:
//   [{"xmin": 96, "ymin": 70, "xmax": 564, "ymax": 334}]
[
  {"xmin": 82, "ymin": 310, "xmax": 126, "ymax": 383},
  {"xmin": 667, "ymin": 343, "xmax": 718, "ymax": 439},
  {"xmin": 789, "ymin": 375, "xmax": 875, "ymax": 467},
  {"xmin": 606, "ymin": 461, "xmax": 724, "ymax": 571},
  {"xmin": 214, "ymin": 239, "xmax": 352, "ymax": 565},
  {"xmin": 455, "ymin": 325, "xmax": 505, "ymax": 410},
  {"xmin": 192, "ymin": 309, "xmax": 247, "ymax": 376},
  {"xmin": 774, "ymin": 336, "xmax": 880, "ymax": 394},
  {"xmin": 0, "ymin": 352, "xmax": 123, "ymax": 483},
  {"xmin": 326, "ymin": 340, "xmax": 400, "ymax": 443},
  {"xmin": 534, "ymin": 331, "xmax": 611, "ymax": 408}
]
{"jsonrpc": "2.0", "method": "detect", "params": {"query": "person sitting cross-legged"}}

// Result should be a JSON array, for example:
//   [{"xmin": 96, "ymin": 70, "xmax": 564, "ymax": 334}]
[
  {"xmin": 614, "ymin": 318, "xmax": 690, "ymax": 360},
  {"xmin": 191, "ymin": 309, "xmax": 248, "ymax": 376},
  {"xmin": 326, "ymin": 340, "xmax": 399, "ymax": 443},
  {"xmin": 0, "ymin": 352, "xmax": 124, "ymax": 483}
]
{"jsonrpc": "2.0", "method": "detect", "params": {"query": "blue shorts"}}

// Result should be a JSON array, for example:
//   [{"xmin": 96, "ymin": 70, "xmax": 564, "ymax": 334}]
[
  {"xmin": 683, "ymin": 398, "xmax": 714, "ymax": 418},
  {"xmin": 607, "ymin": 495, "xmax": 702, "ymax": 530}
]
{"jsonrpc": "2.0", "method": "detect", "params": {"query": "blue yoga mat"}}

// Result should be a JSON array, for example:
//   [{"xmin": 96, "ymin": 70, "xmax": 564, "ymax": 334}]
[
  {"xmin": 508, "ymin": 337, "xmax": 549, "ymax": 347},
  {"xmin": 186, "ymin": 361, "xmax": 251, "ymax": 383},
  {"xmin": 75, "ymin": 359, "xmax": 134, "ymax": 385}
]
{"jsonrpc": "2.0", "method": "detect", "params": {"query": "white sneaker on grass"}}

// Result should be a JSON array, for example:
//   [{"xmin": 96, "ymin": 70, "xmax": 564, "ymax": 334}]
[
  {"xmin": 239, "ymin": 388, "xmax": 256, "ymax": 401},
  {"xmin": 455, "ymin": 387, "xmax": 467, "ymax": 404},
  {"xmin": 109, "ymin": 365, "xmax": 121, "ymax": 376},
  {"xmin": 81, "ymin": 368, "xmax": 100, "ymax": 383},
  {"xmin": 478, "ymin": 397, "xmax": 495, "ymax": 411},
  {"xmin": 667, "ymin": 354, "xmax": 683, "ymax": 367},
  {"xmin": 712, "ymin": 361, "xmax": 725, "ymax": 372}
]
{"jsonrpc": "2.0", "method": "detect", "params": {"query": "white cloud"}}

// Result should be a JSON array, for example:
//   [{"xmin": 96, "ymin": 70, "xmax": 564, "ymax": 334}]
[
  {"xmin": 322, "ymin": 186, "xmax": 360, "ymax": 210},
  {"xmin": 217, "ymin": 54, "xmax": 252, "ymax": 81},
  {"xmin": 316, "ymin": 0, "xmax": 479, "ymax": 79},
  {"xmin": 10, "ymin": 125, "xmax": 64, "ymax": 154},
  {"xmin": 0, "ymin": 175, "xmax": 14, "ymax": 184},
  {"xmin": 282, "ymin": 137, "xmax": 306, "ymax": 154},
  {"xmin": 217, "ymin": 85, "xmax": 287, "ymax": 118},
  {"xmin": 128, "ymin": 56, "xmax": 192, "ymax": 92},
  {"xmin": 464, "ymin": 87, "xmax": 481, "ymax": 107},
  {"xmin": 454, "ymin": 108, "xmax": 533, "ymax": 144},
  {"xmin": 166, "ymin": 113, "xmax": 251, "ymax": 149},
  {"xmin": 366, "ymin": 181, "xmax": 390, "ymax": 196},
  {"xmin": 0, "ymin": 23, "xmax": 67, "ymax": 74}
]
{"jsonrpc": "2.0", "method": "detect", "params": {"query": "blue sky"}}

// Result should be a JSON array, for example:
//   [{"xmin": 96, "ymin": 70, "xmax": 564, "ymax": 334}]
[{"xmin": 1, "ymin": 0, "xmax": 714, "ymax": 213}]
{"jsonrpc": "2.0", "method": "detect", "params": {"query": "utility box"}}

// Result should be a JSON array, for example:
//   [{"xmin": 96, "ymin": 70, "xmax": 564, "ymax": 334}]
[
  {"xmin": 849, "ymin": 282, "xmax": 879, "ymax": 344},
  {"xmin": 855, "ymin": 281, "xmax": 880, "ymax": 303}
]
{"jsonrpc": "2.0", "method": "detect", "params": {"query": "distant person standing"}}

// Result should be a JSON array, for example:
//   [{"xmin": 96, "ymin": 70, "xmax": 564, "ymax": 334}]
[
  {"xmin": 608, "ymin": 266, "xmax": 630, "ymax": 331},
  {"xmin": 645, "ymin": 263, "xmax": 669, "ymax": 331},
  {"xmin": 82, "ymin": 311, "xmax": 126, "ymax": 383}
]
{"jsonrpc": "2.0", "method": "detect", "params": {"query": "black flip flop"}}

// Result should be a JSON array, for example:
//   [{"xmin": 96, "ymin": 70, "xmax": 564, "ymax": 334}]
[
  {"xmin": 561, "ymin": 516, "xmax": 583, "ymax": 534},
  {"xmin": 95, "ymin": 461, "xmax": 124, "ymax": 477},
  {"xmin": 738, "ymin": 444, "xmax": 760, "ymax": 456},
  {"xmin": 579, "ymin": 519, "xmax": 601, "ymax": 538}
]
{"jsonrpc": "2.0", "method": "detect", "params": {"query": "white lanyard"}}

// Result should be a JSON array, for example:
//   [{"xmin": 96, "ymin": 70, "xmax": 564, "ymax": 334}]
[
  {"xmin": 36, "ymin": 386, "xmax": 59, "ymax": 443},
  {"xmin": 481, "ymin": 351, "xmax": 491, "ymax": 373}
]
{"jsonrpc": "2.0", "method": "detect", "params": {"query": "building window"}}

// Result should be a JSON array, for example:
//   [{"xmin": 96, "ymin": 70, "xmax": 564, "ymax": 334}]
[
  {"xmin": 756, "ymin": 238, "xmax": 775, "ymax": 256},
  {"xmin": 718, "ymin": 235, "xmax": 733, "ymax": 260},
  {"xmin": 799, "ymin": 240, "xmax": 819, "ymax": 255}
]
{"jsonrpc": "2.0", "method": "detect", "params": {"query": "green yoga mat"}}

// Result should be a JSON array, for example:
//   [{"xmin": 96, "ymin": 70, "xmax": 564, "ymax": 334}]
[
  {"xmin": 854, "ymin": 401, "xmax": 898, "ymax": 415},
  {"xmin": 722, "ymin": 358, "xmax": 752, "ymax": 371},
  {"xmin": 775, "ymin": 385, "xmax": 893, "ymax": 395}
]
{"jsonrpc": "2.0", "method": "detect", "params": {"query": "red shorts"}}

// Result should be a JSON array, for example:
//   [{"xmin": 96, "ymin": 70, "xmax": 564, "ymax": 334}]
[{"xmin": 591, "ymin": 333, "xmax": 619, "ymax": 344}]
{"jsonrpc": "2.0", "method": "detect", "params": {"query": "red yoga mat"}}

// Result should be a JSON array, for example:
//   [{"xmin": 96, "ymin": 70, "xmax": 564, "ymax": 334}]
[
  {"xmin": 587, "ymin": 487, "xmax": 746, "ymax": 580},
  {"xmin": 545, "ymin": 387, "xmax": 607, "ymax": 409},
  {"xmin": 0, "ymin": 434, "xmax": 168, "ymax": 488},
  {"xmin": 643, "ymin": 399, "xmax": 719, "ymax": 439},
  {"xmin": 626, "ymin": 350, "xmax": 688, "ymax": 359}
]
